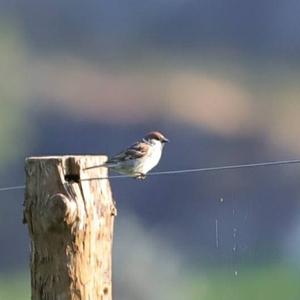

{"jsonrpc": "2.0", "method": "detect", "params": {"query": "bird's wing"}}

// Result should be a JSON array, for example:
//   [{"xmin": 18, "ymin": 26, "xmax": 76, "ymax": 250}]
[{"xmin": 107, "ymin": 141, "xmax": 150, "ymax": 163}]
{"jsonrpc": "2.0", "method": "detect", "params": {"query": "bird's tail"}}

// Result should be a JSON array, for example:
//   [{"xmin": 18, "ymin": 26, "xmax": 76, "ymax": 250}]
[
  {"xmin": 84, "ymin": 162, "xmax": 116, "ymax": 170},
  {"xmin": 84, "ymin": 163, "xmax": 107, "ymax": 170}
]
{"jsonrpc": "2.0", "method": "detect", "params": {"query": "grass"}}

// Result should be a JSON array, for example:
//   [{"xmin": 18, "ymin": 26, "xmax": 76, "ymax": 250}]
[
  {"xmin": 0, "ymin": 272, "xmax": 30, "ymax": 300},
  {"xmin": 188, "ymin": 264, "xmax": 300, "ymax": 300},
  {"xmin": 1, "ymin": 264, "xmax": 300, "ymax": 299}
]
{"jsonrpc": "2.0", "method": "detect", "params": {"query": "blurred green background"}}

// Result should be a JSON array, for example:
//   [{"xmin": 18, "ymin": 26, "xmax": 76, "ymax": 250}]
[{"xmin": 1, "ymin": 1, "xmax": 300, "ymax": 299}]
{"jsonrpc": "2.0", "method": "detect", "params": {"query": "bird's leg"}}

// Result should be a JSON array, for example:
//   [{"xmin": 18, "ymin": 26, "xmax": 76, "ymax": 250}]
[{"xmin": 135, "ymin": 173, "xmax": 146, "ymax": 180}]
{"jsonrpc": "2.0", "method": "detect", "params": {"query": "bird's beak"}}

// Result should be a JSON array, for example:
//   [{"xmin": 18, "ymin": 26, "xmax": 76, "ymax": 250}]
[{"xmin": 163, "ymin": 138, "xmax": 169, "ymax": 143}]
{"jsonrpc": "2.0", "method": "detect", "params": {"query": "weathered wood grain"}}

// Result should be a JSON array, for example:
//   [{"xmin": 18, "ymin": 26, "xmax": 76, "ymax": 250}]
[{"xmin": 23, "ymin": 156, "xmax": 116, "ymax": 300}]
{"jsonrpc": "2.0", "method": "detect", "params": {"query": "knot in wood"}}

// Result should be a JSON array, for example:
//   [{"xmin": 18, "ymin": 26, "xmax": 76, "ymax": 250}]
[{"xmin": 44, "ymin": 193, "xmax": 77, "ymax": 231}]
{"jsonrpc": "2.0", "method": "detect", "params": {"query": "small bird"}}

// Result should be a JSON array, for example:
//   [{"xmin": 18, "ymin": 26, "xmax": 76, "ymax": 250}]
[{"xmin": 86, "ymin": 131, "xmax": 169, "ymax": 179}]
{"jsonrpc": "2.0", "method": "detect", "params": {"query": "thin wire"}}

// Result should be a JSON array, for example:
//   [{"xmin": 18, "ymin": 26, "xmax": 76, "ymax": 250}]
[
  {"xmin": 80, "ymin": 159, "xmax": 300, "ymax": 181},
  {"xmin": 0, "ymin": 185, "xmax": 25, "ymax": 192},
  {"xmin": 1, "ymin": 159, "xmax": 300, "ymax": 191}
]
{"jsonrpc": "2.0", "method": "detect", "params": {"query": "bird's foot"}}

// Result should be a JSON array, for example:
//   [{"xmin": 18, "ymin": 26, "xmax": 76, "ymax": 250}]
[{"xmin": 135, "ymin": 173, "xmax": 146, "ymax": 180}]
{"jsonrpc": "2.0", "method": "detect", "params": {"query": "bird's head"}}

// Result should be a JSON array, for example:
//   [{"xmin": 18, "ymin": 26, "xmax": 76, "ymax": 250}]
[{"xmin": 144, "ymin": 131, "xmax": 169, "ymax": 145}]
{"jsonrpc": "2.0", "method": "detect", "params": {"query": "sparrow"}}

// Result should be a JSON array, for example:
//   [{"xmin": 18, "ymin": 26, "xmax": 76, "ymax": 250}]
[{"xmin": 85, "ymin": 131, "xmax": 169, "ymax": 179}]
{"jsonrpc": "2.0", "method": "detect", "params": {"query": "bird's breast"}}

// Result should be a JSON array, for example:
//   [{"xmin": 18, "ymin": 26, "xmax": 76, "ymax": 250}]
[{"xmin": 140, "ymin": 143, "xmax": 162, "ymax": 174}]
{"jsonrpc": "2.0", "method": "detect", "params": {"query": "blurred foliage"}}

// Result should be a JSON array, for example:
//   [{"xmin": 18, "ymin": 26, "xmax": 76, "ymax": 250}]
[
  {"xmin": 0, "ymin": 2, "xmax": 300, "ymax": 299},
  {"xmin": 1, "ymin": 265, "xmax": 300, "ymax": 300},
  {"xmin": 0, "ymin": 22, "xmax": 33, "ymax": 166},
  {"xmin": 0, "ymin": 272, "xmax": 30, "ymax": 300},
  {"xmin": 188, "ymin": 265, "xmax": 300, "ymax": 300}
]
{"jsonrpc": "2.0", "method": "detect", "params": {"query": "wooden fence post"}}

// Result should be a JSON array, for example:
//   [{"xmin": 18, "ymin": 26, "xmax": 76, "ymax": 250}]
[{"xmin": 23, "ymin": 155, "xmax": 117, "ymax": 300}]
